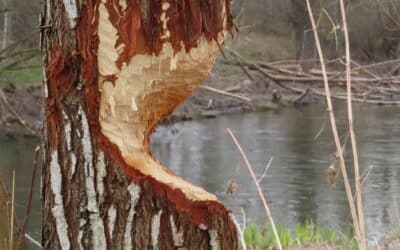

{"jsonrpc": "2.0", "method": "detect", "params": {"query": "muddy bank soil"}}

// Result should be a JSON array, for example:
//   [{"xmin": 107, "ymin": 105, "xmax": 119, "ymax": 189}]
[{"xmin": 158, "ymin": 62, "xmax": 325, "ymax": 123}]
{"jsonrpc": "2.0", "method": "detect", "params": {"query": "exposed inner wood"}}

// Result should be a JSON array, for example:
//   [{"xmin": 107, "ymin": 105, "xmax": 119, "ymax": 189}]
[{"xmin": 97, "ymin": 1, "xmax": 227, "ymax": 202}]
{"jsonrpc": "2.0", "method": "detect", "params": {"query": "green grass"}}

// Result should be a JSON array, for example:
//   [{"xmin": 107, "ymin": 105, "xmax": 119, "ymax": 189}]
[
  {"xmin": 214, "ymin": 60, "xmax": 244, "ymax": 75},
  {"xmin": 394, "ymin": 226, "xmax": 400, "ymax": 240},
  {"xmin": 0, "ymin": 56, "xmax": 42, "ymax": 87},
  {"xmin": 244, "ymin": 220, "xmax": 358, "ymax": 250},
  {"xmin": 254, "ymin": 101, "xmax": 278, "ymax": 111}
]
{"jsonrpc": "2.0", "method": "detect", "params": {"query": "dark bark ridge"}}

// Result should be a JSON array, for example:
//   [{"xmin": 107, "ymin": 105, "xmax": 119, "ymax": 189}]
[{"xmin": 42, "ymin": 0, "xmax": 238, "ymax": 249}]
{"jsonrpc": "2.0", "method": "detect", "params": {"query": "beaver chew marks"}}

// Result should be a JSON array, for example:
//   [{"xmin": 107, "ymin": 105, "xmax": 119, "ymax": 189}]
[{"xmin": 97, "ymin": 0, "xmax": 229, "ymax": 201}]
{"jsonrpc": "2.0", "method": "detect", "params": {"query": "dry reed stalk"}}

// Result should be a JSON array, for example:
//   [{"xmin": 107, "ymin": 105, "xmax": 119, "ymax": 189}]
[
  {"xmin": 230, "ymin": 215, "xmax": 247, "ymax": 250},
  {"xmin": 0, "ymin": 174, "xmax": 10, "ymax": 249},
  {"xmin": 227, "ymin": 128, "xmax": 282, "ymax": 250},
  {"xmin": 257, "ymin": 157, "xmax": 273, "ymax": 183},
  {"xmin": 9, "ymin": 170, "xmax": 15, "ymax": 250},
  {"xmin": 360, "ymin": 165, "xmax": 373, "ymax": 186},
  {"xmin": 17, "ymin": 145, "xmax": 40, "ymax": 249},
  {"xmin": 339, "ymin": 0, "xmax": 366, "ymax": 248},
  {"xmin": 25, "ymin": 233, "xmax": 42, "ymax": 248},
  {"xmin": 0, "ymin": 89, "xmax": 37, "ymax": 135},
  {"xmin": 305, "ymin": 0, "xmax": 362, "ymax": 244},
  {"xmin": 199, "ymin": 85, "xmax": 251, "ymax": 102}
]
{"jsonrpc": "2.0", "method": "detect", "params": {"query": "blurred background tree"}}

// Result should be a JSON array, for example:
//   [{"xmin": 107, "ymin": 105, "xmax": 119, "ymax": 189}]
[
  {"xmin": 0, "ymin": 0, "xmax": 39, "ymax": 48},
  {"xmin": 0, "ymin": 0, "xmax": 397, "ymax": 79},
  {"xmin": 230, "ymin": 0, "xmax": 400, "ymax": 62}
]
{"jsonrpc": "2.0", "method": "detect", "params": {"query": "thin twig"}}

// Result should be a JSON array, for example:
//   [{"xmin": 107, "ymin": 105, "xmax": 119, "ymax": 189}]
[
  {"xmin": 0, "ymin": 31, "xmax": 38, "ymax": 57},
  {"xmin": 241, "ymin": 208, "xmax": 246, "ymax": 233},
  {"xmin": 345, "ymin": 58, "xmax": 400, "ymax": 72},
  {"xmin": 0, "ymin": 89, "xmax": 37, "ymax": 135},
  {"xmin": 227, "ymin": 50, "xmax": 400, "ymax": 105},
  {"xmin": 257, "ymin": 157, "xmax": 273, "ymax": 183},
  {"xmin": 230, "ymin": 215, "xmax": 246, "ymax": 250},
  {"xmin": 310, "ymin": 88, "xmax": 400, "ymax": 105},
  {"xmin": 9, "ymin": 170, "xmax": 15, "ymax": 250},
  {"xmin": 17, "ymin": 145, "xmax": 40, "ymax": 249},
  {"xmin": 236, "ymin": 60, "xmax": 255, "ymax": 81},
  {"xmin": 25, "ymin": 234, "xmax": 42, "ymax": 249},
  {"xmin": 294, "ymin": 88, "xmax": 310, "ymax": 105},
  {"xmin": 348, "ymin": 58, "xmax": 379, "ymax": 79},
  {"xmin": 199, "ymin": 85, "xmax": 251, "ymax": 103},
  {"xmin": 227, "ymin": 50, "xmax": 400, "ymax": 88},
  {"xmin": 360, "ymin": 165, "xmax": 373, "ymax": 186},
  {"xmin": 227, "ymin": 128, "xmax": 282, "ymax": 250},
  {"xmin": 305, "ymin": 0, "xmax": 361, "ymax": 243},
  {"xmin": 339, "ymin": 0, "xmax": 366, "ymax": 248},
  {"xmin": 314, "ymin": 110, "xmax": 328, "ymax": 140}
]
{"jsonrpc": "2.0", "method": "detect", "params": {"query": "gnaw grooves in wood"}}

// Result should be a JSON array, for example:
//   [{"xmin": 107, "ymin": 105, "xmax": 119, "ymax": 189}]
[{"xmin": 42, "ymin": 0, "xmax": 238, "ymax": 249}]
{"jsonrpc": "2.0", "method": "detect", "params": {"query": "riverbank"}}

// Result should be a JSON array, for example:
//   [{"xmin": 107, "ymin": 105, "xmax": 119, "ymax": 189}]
[
  {"xmin": 165, "ymin": 61, "xmax": 322, "ymax": 123},
  {"xmin": 3, "ymin": 27, "xmax": 400, "ymax": 136},
  {"xmin": 2, "ymin": 54, "xmax": 400, "ymax": 137},
  {"xmin": 0, "ymin": 61, "xmax": 323, "ymax": 137}
]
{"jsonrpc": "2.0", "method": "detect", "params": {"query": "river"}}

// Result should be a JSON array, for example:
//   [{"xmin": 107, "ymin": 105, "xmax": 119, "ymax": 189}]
[{"xmin": 1, "ymin": 102, "xmax": 400, "ymax": 247}]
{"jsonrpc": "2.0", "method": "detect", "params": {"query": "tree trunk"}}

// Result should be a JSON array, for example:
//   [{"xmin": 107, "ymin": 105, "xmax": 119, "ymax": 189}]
[
  {"xmin": 2, "ymin": 0, "xmax": 10, "ymax": 49},
  {"xmin": 290, "ymin": 0, "xmax": 316, "ymax": 71},
  {"xmin": 41, "ymin": 0, "xmax": 238, "ymax": 249}
]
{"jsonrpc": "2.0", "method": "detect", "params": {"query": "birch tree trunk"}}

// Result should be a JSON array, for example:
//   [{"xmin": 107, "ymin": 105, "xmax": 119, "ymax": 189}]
[
  {"xmin": 290, "ymin": 0, "xmax": 316, "ymax": 71},
  {"xmin": 2, "ymin": 0, "xmax": 9, "ymax": 49},
  {"xmin": 41, "ymin": 0, "xmax": 238, "ymax": 249}
]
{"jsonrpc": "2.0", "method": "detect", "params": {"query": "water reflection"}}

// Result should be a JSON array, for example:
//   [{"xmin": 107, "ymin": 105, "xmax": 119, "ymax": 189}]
[{"xmin": 152, "ymin": 103, "xmax": 400, "ymax": 241}]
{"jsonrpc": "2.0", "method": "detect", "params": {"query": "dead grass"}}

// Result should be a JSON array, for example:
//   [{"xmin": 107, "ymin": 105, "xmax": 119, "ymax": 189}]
[{"xmin": 0, "ymin": 174, "xmax": 10, "ymax": 249}]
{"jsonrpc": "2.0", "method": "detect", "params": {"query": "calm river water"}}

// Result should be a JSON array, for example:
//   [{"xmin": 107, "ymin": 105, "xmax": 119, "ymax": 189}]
[{"xmin": 1, "ymin": 103, "xmax": 400, "ymax": 247}]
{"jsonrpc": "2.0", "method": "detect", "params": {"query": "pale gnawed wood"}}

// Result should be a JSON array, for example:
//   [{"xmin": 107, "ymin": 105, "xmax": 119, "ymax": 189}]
[{"xmin": 42, "ymin": 0, "xmax": 238, "ymax": 249}]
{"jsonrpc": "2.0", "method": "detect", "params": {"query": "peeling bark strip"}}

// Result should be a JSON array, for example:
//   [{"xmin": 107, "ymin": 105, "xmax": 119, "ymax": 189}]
[
  {"xmin": 209, "ymin": 230, "xmax": 221, "ymax": 250},
  {"xmin": 170, "ymin": 215, "xmax": 184, "ymax": 247},
  {"xmin": 124, "ymin": 183, "xmax": 141, "ymax": 249},
  {"xmin": 62, "ymin": 0, "xmax": 78, "ymax": 28},
  {"xmin": 49, "ymin": 151, "xmax": 70, "ymax": 250},
  {"xmin": 78, "ymin": 106, "xmax": 107, "ymax": 249},
  {"xmin": 151, "ymin": 210, "xmax": 163, "ymax": 250},
  {"xmin": 42, "ymin": 0, "xmax": 238, "ymax": 249},
  {"xmin": 107, "ymin": 205, "xmax": 117, "ymax": 240}
]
